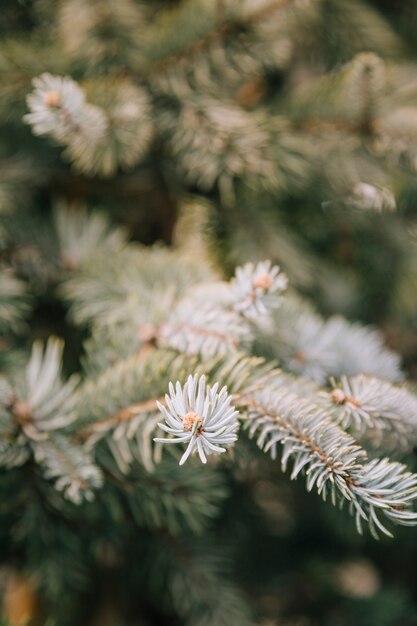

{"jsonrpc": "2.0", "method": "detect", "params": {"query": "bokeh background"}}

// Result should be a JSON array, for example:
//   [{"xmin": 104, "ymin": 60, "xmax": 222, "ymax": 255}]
[{"xmin": 1, "ymin": 1, "xmax": 417, "ymax": 625}]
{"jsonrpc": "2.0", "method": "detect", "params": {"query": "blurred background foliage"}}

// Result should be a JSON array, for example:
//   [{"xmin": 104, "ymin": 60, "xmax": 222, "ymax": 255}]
[{"xmin": 1, "ymin": 0, "xmax": 417, "ymax": 625}]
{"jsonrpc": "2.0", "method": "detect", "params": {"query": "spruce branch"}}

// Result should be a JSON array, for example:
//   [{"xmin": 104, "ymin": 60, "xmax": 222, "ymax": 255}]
[
  {"xmin": 0, "ymin": 269, "xmax": 30, "ymax": 333},
  {"xmin": 10, "ymin": 337, "xmax": 79, "ymax": 439},
  {"xmin": 24, "ymin": 73, "xmax": 107, "ymax": 150},
  {"xmin": 141, "ymin": 0, "xmax": 294, "ymax": 78},
  {"xmin": 84, "ymin": 397, "xmax": 162, "ymax": 435},
  {"xmin": 62, "ymin": 243, "xmax": 214, "ymax": 329},
  {"xmin": 79, "ymin": 395, "xmax": 163, "ymax": 473},
  {"xmin": 232, "ymin": 259, "xmax": 287, "ymax": 318},
  {"xmin": 290, "ymin": 52, "xmax": 385, "ymax": 132},
  {"xmin": 54, "ymin": 201, "xmax": 128, "ymax": 271},
  {"xmin": 267, "ymin": 293, "xmax": 402, "ymax": 383},
  {"xmin": 322, "ymin": 375, "xmax": 417, "ymax": 451},
  {"xmin": 159, "ymin": 300, "xmax": 249, "ymax": 357},
  {"xmin": 69, "ymin": 79, "xmax": 154, "ymax": 176},
  {"xmin": 0, "ymin": 338, "xmax": 103, "ymax": 503},
  {"xmin": 58, "ymin": 0, "xmax": 146, "ymax": 67},
  {"xmin": 154, "ymin": 374, "xmax": 239, "ymax": 466},
  {"xmin": 24, "ymin": 73, "xmax": 153, "ymax": 177},
  {"xmin": 239, "ymin": 383, "xmax": 417, "ymax": 537},
  {"xmin": 157, "ymin": 97, "xmax": 308, "ymax": 200},
  {"xmin": 98, "ymin": 453, "xmax": 230, "ymax": 536},
  {"xmin": 34, "ymin": 436, "xmax": 103, "ymax": 504}
]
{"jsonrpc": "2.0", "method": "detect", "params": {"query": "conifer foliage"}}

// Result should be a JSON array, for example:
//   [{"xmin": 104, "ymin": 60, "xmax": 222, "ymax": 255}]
[{"xmin": 1, "ymin": 1, "xmax": 417, "ymax": 624}]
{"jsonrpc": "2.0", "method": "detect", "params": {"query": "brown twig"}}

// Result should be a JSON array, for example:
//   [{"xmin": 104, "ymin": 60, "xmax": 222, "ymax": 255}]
[
  {"xmin": 78, "ymin": 396, "xmax": 165, "ymax": 442},
  {"xmin": 163, "ymin": 322, "xmax": 240, "ymax": 348}
]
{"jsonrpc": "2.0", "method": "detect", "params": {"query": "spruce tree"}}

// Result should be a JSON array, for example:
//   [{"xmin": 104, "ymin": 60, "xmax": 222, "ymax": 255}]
[{"xmin": 1, "ymin": 1, "xmax": 417, "ymax": 625}]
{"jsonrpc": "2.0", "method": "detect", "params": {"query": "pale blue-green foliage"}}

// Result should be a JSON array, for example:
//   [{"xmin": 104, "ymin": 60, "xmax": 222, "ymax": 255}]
[
  {"xmin": 3, "ymin": 2, "xmax": 417, "ymax": 623},
  {"xmin": 0, "ymin": 374, "xmax": 31, "ymax": 468},
  {"xmin": 321, "ymin": 375, "xmax": 417, "ymax": 450},
  {"xmin": 232, "ymin": 259, "xmax": 288, "ymax": 317},
  {"xmin": 59, "ymin": 207, "xmax": 285, "ymax": 363},
  {"xmin": 58, "ymin": 0, "xmax": 146, "ymax": 67},
  {"xmin": 24, "ymin": 73, "xmax": 153, "ymax": 177},
  {"xmin": 0, "ymin": 269, "xmax": 30, "ymax": 333},
  {"xmin": 24, "ymin": 72, "xmax": 107, "ymax": 149},
  {"xmin": 0, "ymin": 337, "xmax": 102, "ymax": 503},
  {"xmin": 3, "ymin": 205, "xmax": 417, "ymax": 537},
  {"xmin": 19, "ymin": 338, "xmax": 79, "ymax": 436},
  {"xmin": 61, "ymin": 241, "xmax": 215, "ymax": 328},
  {"xmin": 77, "ymin": 343, "xmax": 270, "ymax": 474},
  {"xmin": 156, "ymin": 97, "xmax": 307, "ymax": 200},
  {"xmin": 242, "ymin": 380, "xmax": 417, "ymax": 538},
  {"xmin": 77, "ymin": 349, "xmax": 198, "ymax": 472},
  {"xmin": 155, "ymin": 374, "xmax": 239, "ymax": 466},
  {"xmin": 160, "ymin": 295, "xmax": 250, "ymax": 357},
  {"xmin": 61, "ymin": 214, "xmax": 417, "ymax": 536},
  {"xmin": 67, "ymin": 79, "xmax": 154, "ymax": 176},
  {"xmin": 53, "ymin": 201, "xmax": 128, "ymax": 270},
  {"xmin": 264, "ymin": 293, "xmax": 402, "ymax": 384},
  {"xmin": 98, "ymin": 452, "xmax": 229, "ymax": 535},
  {"xmin": 19, "ymin": 0, "xmax": 414, "ymax": 210},
  {"xmin": 34, "ymin": 435, "xmax": 103, "ymax": 504},
  {"xmin": 290, "ymin": 52, "xmax": 385, "ymax": 125},
  {"xmin": 7, "ymin": 0, "xmax": 416, "ymax": 211}
]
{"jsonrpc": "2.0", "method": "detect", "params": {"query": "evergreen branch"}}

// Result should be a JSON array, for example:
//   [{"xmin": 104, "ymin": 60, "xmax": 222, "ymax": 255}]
[
  {"xmin": 62, "ymin": 243, "xmax": 214, "ymax": 328},
  {"xmin": 33, "ymin": 436, "xmax": 103, "ymax": 504},
  {"xmin": 79, "ymin": 396, "xmax": 163, "ymax": 440},
  {"xmin": 267, "ymin": 293, "xmax": 402, "ymax": 383},
  {"xmin": 54, "ymin": 201, "xmax": 128, "ymax": 271},
  {"xmin": 161, "ymin": 320, "xmax": 241, "ymax": 352},
  {"xmin": 246, "ymin": 0, "xmax": 296, "ymax": 24},
  {"xmin": 24, "ymin": 73, "xmax": 107, "ymax": 148},
  {"xmin": 98, "ymin": 454, "xmax": 229, "ymax": 536},
  {"xmin": 0, "ymin": 268, "xmax": 30, "ymax": 333},
  {"xmin": 290, "ymin": 53, "xmax": 385, "ymax": 131},
  {"xmin": 141, "ymin": 0, "xmax": 295, "ymax": 78},
  {"xmin": 2, "ymin": 338, "xmax": 79, "ymax": 443},
  {"xmin": 81, "ymin": 352, "xmax": 275, "ymax": 440},
  {"xmin": 24, "ymin": 73, "xmax": 154, "ymax": 177},
  {"xmin": 321, "ymin": 375, "xmax": 417, "ymax": 451},
  {"xmin": 76, "ymin": 348, "xmax": 201, "ymax": 471},
  {"xmin": 240, "ymin": 384, "xmax": 417, "ymax": 537},
  {"xmin": 156, "ymin": 98, "xmax": 308, "ymax": 198},
  {"xmin": 58, "ymin": 0, "xmax": 145, "ymax": 68},
  {"xmin": 0, "ymin": 338, "xmax": 104, "ymax": 503},
  {"xmin": 78, "ymin": 350, "xmax": 273, "ymax": 472},
  {"xmin": 158, "ymin": 302, "xmax": 249, "ymax": 357}
]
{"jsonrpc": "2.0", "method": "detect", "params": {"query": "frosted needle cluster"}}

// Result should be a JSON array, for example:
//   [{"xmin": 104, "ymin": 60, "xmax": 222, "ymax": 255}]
[
  {"xmin": 24, "ymin": 73, "xmax": 86, "ymax": 140},
  {"xmin": 154, "ymin": 374, "xmax": 239, "ymax": 465},
  {"xmin": 24, "ymin": 73, "xmax": 106, "ymax": 145},
  {"xmin": 232, "ymin": 260, "xmax": 287, "ymax": 317}
]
